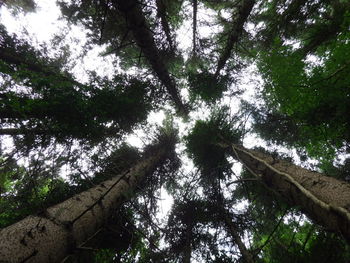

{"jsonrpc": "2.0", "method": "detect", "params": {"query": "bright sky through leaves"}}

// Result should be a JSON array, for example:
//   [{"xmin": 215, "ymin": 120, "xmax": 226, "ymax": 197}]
[{"xmin": 1, "ymin": 0, "xmax": 350, "ymax": 261}]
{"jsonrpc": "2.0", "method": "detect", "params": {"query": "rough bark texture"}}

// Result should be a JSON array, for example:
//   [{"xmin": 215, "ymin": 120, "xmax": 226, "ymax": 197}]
[
  {"xmin": 215, "ymin": 0, "xmax": 255, "ymax": 76},
  {"xmin": 114, "ymin": 0, "xmax": 188, "ymax": 116},
  {"xmin": 231, "ymin": 144, "xmax": 350, "ymax": 242},
  {"xmin": 0, "ymin": 149, "xmax": 168, "ymax": 263}
]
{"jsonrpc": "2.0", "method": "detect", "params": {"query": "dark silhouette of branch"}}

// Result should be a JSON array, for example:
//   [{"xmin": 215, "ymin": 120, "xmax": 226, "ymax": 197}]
[
  {"xmin": 215, "ymin": 0, "xmax": 255, "ymax": 77},
  {"xmin": 114, "ymin": 0, "xmax": 189, "ymax": 116}
]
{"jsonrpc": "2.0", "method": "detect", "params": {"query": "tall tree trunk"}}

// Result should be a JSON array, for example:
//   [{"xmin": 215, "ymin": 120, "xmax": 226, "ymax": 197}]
[
  {"xmin": 230, "ymin": 144, "xmax": 350, "ymax": 242},
  {"xmin": 0, "ymin": 146, "xmax": 171, "ymax": 262},
  {"xmin": 214, "ymin": 0, "xmax": 255, "ymax": 77},
  {"xmin": 114, "ymin": 0, "xmax": 188, "ymax": 116},
  {"xmin": 223, "ymin": 212, "xmax": 254, "ymax": 263},
  {"xmin": 214, "ymin": 190, "xmax": 254, "ymax": 263},
  {"xmin": 183, "ymin": 223, "xmax": 192, "ymax": 263},
  {"xmin": 155, "ymin": 0, "xmax": 175, "ymax": 52},
  {"xmin": 192, "ymin": 0, "xmax": 198, "ymax": 56}
]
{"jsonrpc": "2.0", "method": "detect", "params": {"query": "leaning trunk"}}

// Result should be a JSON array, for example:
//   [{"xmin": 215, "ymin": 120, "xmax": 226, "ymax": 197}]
[
  {"xmin": 231, "ymin": 144, "xmax": 350, "ymax": 242},
  {"xmin": 223, "ymin": 213, "xmax": 254, "ymax": 263},
  {"xmin": 215, "ymin": 190, "xmax": 254, "ymax": 263},
  {"xmin": 156, "ymin": 0, "xmax": 175, "ymax": 51},
  {"xmin": 183, "ymin": 223, "xmax": 192, "ymax": 263},
  {"xmin": 0, "ymin": 147, "xmax": 169, "ymax": 263},
  {"xmin": 192, "ymin": 0, "xmax": 198, "ymax": 56},
  {"xmin": 214, "ymin": 0, "xmax": 255, "ymax": 77},
  {"xmin": 114, "ymin": 0, "xmax": 188, "ymax": 116}
]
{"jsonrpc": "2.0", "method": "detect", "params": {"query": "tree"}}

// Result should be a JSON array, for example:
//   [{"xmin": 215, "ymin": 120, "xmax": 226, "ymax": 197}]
[
  {"xmin": 58, "ymin": 0, "xmax": 188, "ymax": 116},
  {"xmin": 1, "ymin": 0, "xmax": 350, "ymax": 262},
  {"xmin": 250, "ymin": 0, "xmax": 350, "ymax": 161},
  {"xmin": 0, "ymin": 25, "xmax": 157, "ymax": 144},
  {"xmin": 214, "ymin": 0, "xmax": 255, "ymax": 77},
  {"xmin": 0, "ymin": 127, "xmax": 178, "ymax": 262},
  {"xmin": 230, "ymin": 144, "xmax": 350, "ymax": 241},
  {"xmin": 186, "ymin": 113, "xmax": 350, "ymax": 242}
]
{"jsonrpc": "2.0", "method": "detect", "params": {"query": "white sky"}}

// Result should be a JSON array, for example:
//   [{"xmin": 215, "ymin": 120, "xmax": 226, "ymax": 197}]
[
  {"xmin": 0, "ymin": 1, "xmax": 320, "ymax": 260},
  {"xmin": 0, "ymin": 0, "xmax": 292, "ymax": 208},
  {"xmin": 1, "ymin": 0, "xmax": 63, "ymax": 41}
]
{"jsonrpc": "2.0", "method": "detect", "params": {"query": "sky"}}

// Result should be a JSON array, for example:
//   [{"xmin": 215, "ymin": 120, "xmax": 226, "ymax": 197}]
[
  {"xmin": 0, "ymin": 0, "xmax": 328, "ymax": 163},
  {"xmin": 0, "ymin": 0, "xmax": 259, "ymax": 145},
  {"xmin": 1, "ymin": 0, "xmax": 62, "ymax": 41},
  {"xmin": 0, "ymin": 0, "xmax": 322, "ymax": 196},
  {"xmin": 0, "ymin": 0, "xmax": 297, "ymax": 211},
  {"xmin": 0, "ymin": 1, "xmax": 316, "ymax": 259},
  {"xmin": 3, "ymin": 2, "xmax": 350, "ymax": 262},
  {"xmin": 0, "ymin": 0, "xmax": 242, "ymax": 236},
  {"xmin": 0, "ymin": 0, "xmax": 181, "ymax": 222}
]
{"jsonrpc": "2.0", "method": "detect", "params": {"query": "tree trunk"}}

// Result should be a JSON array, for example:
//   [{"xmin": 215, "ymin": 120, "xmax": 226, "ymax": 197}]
[
  {"xmin": 230, "ymin": 144, "xmax": 350, "ymax": 242},
  {"xmin": 192, "ymin": 0, "xmax": 198, "ymax": 56},
  {"xmin": 183, "ymin": 223, "xmax": 192, "ymax": 263},
  {"xmin": 215, "ymin": 0, "xmax": 255, "ymax": 77},
  {"xmin": 114, "ymin": 0, "xmax": 188, "ymax": 116},
  {"xmin": 223, "ymin": 212, "xmax": 254, "ymax": 263},
  {"xmin": 0, "ymin": 146, "xmax": 170, "ymax": 263},
  {"xmin": 156, "ymin": 0, "xmax": 175, "ymax": 51},
  {"xmin": 214, "ymin": 190, "xmax": 254, "ymax": 263}
]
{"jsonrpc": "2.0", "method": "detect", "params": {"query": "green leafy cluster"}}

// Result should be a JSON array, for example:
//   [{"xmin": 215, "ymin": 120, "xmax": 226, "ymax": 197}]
[
  {"xmin": 255, "ymin": 27, "xmax": 350, "ymax": 161},
  {"xmin": 185, "ymin": 108, "xmax": 241, "ymax": 181},
  {"xmin": 2, "ymin": 0, "xmax": 350, "ymax": 262},
  {"xmin": 188, "ymin": 72, "xmax": 229, "ymax": 103}
]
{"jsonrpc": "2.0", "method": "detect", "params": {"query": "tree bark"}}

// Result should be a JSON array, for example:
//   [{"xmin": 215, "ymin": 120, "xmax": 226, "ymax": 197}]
[
  {"xmin": 223, "ymin": 212, "xmax": 254, "ymax": 263},
  {"xmin": 183, "ymin": 223, "xmax": 192, "ymax": 263},
  {"xmin": 156, "ymin": 0, "xmax": 175, "ymax": 52},
  {"xmin": 0, "ymin": 146, "xmax": 170, "ymax": 263},
  {"xmin": 192, "ymin": 0, "xmax": 198, "ymax": 56},
  {"xmin": 114, "ymin": 0, "xmax": 188, "ymax": 116},
  {"xmin": 215, "ymin": 0, "xmax": 255, "ymax": 77},
  {"xmin": 214, "ymin": 190, "xmax": 254, "ymax": 263},
  {"xmin": 230, "ymin": 144, "xmax": 350, "ymax": 242}
]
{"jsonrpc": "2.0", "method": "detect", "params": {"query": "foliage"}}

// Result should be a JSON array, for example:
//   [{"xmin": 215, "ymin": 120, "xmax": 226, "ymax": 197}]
[
  {"xmin": 2, "ymin": 0, "xmax": 36, "ymax": 14},
  {"xmin": 188, "ymin": 72, "xmax": 229, "ymax": 103},
  {"xmin": 0, "ymin": 26, "xmax": 157, "ymax": 145},
  {"xmin": 252, "ymin": 3, "xmax": 350, "ymax": 162},
  {"xmin": 1, "ymin": 0, "xmax": 350, "ymax": 262},
  {"xmin": 185, "ymin": 107, "xmax": 241, "ymax": 181},
  {"xmin": 254, "ymin": 48, "xmax": 346, "ymax": 160},
  {"xmin": 0, "ymin": 154, "xmax": 73, "ymax": 227},
  {"xmin": 255, "ymin": 223, "xmax": 350, "ymax": 263},
  {"xmin": 251, "ymin": 0, "xmax": 350, "ymax": 53},
  {"xmin": 233, "ymin": 166, "xmax": 350, "ymax": 263},
  {"xmin": 164, "ymin": 197, "xmax": 242, "ymax": 263}
]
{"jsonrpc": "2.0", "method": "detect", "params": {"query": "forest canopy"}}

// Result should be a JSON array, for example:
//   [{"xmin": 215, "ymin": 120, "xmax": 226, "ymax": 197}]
[{"xmin": 0, "ymin": 0, "xmax": 350, "ymax": 262}]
